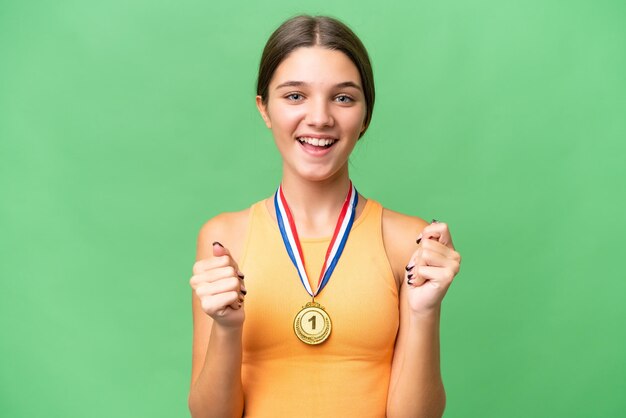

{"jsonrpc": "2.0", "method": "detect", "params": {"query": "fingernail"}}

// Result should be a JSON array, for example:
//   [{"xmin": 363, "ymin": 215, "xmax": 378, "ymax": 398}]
[
  {"xmin": 416, "ymin": 234, "xmax": 422, "ymax": 244},
  {"xmin": 241, "ymin": 288, "xmax": 247, "ymax": 296},
  {"xmin": 431, "ymin": 219, "xmax": 438, "ymax": 223},
  {"xmin": 212, "ymin": 241, "xmax": 224, "ymax": 247},
  {"xmin": 407, "ymin": 279, "xmax": 414, "ymax": 285},
  {"xmin": 238, "ymin": 303, "xmax": 242, "ymax": 308},
  {"xmin": 237, "ymin": 271, "xmax": 245, "ymax": 279},
  {"xmin": 405, "ymin": 263, "xmax": 415, "ymax": 271},
  {"xmin": 407, "ymin": 273, "xmax": 414, "ymax": 280}
]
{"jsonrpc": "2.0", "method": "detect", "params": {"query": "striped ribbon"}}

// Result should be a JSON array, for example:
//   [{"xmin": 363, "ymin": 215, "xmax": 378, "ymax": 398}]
[{"xmin": 274, "ymin": 182, "xmax": 358, "ymax": 298}]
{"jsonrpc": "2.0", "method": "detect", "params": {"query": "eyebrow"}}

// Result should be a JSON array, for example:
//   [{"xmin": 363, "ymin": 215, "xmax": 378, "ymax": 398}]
[{"xmin": 274, "ymin": 80, "xmax": 363, "ymax": 91}]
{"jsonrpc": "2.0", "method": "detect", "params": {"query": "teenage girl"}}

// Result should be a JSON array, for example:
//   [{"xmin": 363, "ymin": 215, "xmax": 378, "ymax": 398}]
[{"xmin": 188, "ymin": 14, "xmax": 462, "ymax": 418}]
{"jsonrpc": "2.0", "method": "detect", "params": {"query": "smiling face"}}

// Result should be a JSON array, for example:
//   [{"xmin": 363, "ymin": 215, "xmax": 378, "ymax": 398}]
[{"xmin": 256, "ymin": 46, "xmax": 367, "ymax": 183}]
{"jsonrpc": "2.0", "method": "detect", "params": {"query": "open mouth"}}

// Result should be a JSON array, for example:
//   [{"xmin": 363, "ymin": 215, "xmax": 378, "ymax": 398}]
[{"xmin": 296, "ymin": 136, "xmax": 338, "ymax": 149}]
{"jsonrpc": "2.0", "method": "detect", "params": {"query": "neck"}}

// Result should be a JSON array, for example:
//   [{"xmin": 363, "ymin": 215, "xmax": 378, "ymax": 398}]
[{"xmin": 279, "ymin": 167, "xmax": 352, "ymax": 238}]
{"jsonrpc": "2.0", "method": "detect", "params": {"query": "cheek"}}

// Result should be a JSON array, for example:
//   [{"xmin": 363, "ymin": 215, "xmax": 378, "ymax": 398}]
[
  {"xmin": 339, "ymin": 108, "xmax": 367, "ymax": 132},
  {"xmin": 271, "ymin": 106, "xmax": 304, "ymax": 135}
]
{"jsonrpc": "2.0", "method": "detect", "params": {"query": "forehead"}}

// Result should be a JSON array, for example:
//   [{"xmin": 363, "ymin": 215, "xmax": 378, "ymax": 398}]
[{"xmin": 269, "ymin": 46, "xmax": 362, "ymax": 88}]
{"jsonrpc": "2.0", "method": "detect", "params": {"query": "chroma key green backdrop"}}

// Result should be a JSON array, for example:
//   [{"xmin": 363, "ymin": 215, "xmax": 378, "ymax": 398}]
[{"xmin": 1, "ymin": 0, "xmax": 625, "ymax": 417}]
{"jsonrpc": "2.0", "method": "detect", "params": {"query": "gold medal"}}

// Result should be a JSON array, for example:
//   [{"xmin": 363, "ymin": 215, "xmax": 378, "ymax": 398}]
[
  {"xmin": 293, "ymin": 301, "xmax": 332, "ymax": 345},
  {"xmin": 276, "ymin": 182, "xmax": 358, "ymax": 345}
]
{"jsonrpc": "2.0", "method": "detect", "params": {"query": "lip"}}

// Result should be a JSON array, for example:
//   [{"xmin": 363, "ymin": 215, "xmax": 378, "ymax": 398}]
[{"xmin": 296, "ymin": 137, "xmax": 336, "ymax": 157}]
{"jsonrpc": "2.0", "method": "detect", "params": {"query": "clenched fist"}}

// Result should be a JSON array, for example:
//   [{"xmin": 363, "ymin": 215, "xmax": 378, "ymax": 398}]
[
  {"xmin": 189, "ymin": 242, "xmax": 246, "ymax": 329},
  {"xmin": 405, "ymin": 220, "xmax": 461, "ymax": 314}
]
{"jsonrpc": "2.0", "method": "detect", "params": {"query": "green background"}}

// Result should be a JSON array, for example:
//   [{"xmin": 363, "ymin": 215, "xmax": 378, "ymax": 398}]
[{"xmin": 1, "ymin": 0, "xmax": 624, "ymax": 417}]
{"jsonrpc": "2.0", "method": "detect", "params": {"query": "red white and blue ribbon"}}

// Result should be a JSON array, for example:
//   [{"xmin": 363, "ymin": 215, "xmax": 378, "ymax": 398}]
[{"xmin": 274, "ymin": 182, "xmax": 358, "ymax": 299}]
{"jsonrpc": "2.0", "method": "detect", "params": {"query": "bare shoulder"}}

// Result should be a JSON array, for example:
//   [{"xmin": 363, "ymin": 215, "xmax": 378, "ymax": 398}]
[
  {"xmin": 381, "ymin": 206, "xmax": 429, "ymax": 237},
  {"xmin": 196, "ymin": 207, "xmax": 252, "ymax": 262},
  {"xmin": 381, "ymin": 206, "xmax": 429, "ymax": 287}
]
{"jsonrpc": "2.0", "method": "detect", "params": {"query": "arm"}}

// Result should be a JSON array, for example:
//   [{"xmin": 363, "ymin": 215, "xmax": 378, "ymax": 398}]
[
  {"xmin": 188, "ymin": 297, "xmax": 244, "ymax": 418},
  {"xmin": 188, "ymin": 216, "xmax": 247, "ymax": 418},
  {"xmin": 387, "ymin": 293, "xmax": 445, "ymax": 418},
  {"xmin": 383, "ymin": 213, "xmax": 461, "ymax": 418}
]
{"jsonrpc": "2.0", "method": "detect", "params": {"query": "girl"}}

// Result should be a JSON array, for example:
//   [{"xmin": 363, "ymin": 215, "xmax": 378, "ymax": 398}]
[{"xmin": 188, "ymin": 14, "xmax": 461, "ymax": 418}]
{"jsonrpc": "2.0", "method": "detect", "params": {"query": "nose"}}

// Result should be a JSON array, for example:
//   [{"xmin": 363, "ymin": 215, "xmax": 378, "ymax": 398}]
[{"xmin": 305, "ymin": 97, "xmax": 334, "ymax": 128}]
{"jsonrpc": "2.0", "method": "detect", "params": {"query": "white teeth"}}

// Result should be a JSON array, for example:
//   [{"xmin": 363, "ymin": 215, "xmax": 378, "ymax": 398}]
[{"xmin": 297, "ymin": 137, "xmax": 337, "ymax": 147}]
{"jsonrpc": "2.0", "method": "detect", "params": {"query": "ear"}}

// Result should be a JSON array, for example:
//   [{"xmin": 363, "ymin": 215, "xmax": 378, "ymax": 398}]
[
  {"xmin": 358, "ymin": 116, "xmax": 368, "ymax": 140},
  {"xmin": 255, "ymin": 95, "xmax": 272, "ymax": 129}
]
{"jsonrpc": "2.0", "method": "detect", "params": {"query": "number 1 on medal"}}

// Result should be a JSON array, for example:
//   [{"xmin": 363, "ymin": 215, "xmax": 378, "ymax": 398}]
[{"xmin": 294, "ymin": 302, "xmax": 332, "ymax": 345}]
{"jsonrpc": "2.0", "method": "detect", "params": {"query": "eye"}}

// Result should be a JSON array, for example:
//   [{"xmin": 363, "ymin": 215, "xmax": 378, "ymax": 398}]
[
  {"xmin": 285, "ymin": 93, "xmax": 304, "ymax": 101},
  {"xmin": 335, "ymin": 95, "xmax": 354, "ymax": 104}
]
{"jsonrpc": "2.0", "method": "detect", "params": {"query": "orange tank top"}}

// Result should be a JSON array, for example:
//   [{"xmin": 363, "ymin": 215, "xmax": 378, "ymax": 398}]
[{"xmin": 238, "ymin": 198, "xmax": 399, "ymax": 418}]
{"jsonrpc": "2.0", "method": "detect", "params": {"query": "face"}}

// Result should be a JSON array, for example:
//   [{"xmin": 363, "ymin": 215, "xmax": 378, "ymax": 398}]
[{"xmin": 256, "ymin": 46, "xmax": 367, "ymax": 183}]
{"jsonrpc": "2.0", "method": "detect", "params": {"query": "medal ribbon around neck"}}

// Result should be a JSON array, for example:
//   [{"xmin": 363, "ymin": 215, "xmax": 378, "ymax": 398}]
[{"xmin": 274, "ymin": 182, "xmax": 358, "ymax": 299}]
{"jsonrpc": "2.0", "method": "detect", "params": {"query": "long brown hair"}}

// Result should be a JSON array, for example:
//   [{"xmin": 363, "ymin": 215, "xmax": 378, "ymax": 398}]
[{"xmin": 256, "ymin": 15, "xmax": 375, "ymax": 138}]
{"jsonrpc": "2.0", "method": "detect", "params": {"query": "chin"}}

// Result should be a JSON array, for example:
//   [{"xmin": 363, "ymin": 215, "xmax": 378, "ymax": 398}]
[{"xmin": 293, "ymin": 165, "xmax": 346, "ymax": 183}]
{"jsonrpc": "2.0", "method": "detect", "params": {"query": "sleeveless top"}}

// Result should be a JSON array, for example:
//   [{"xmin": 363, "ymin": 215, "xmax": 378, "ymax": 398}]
[{"xmin": 238, "ymin": 198, "xmax": 399, "ymax": 418}]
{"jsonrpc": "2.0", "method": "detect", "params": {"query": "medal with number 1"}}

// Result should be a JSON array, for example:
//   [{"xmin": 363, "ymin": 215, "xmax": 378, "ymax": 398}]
[{"xmin": 274, "ymin": 182, "xmax": 358, "ymax": 345}]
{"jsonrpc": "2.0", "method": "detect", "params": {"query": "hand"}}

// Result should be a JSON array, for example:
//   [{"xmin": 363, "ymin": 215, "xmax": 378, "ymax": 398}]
[
  {"xmin": 189, "ymin": 242, "xmax": 246, "ymax": 328},
  {"xmin": 405, "ymin": 220, "xmax": 461, "ymax": 315}
]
